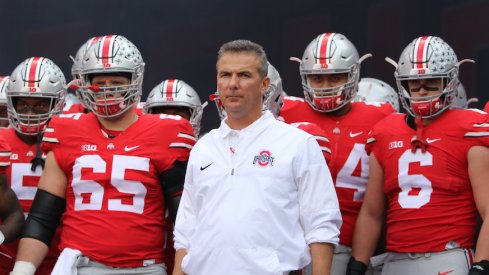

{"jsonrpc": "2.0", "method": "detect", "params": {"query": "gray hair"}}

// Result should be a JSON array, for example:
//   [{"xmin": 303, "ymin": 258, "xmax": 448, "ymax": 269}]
[{"xmin": 217, "ymin": 39, "xmax": 269, "ymax": 78}]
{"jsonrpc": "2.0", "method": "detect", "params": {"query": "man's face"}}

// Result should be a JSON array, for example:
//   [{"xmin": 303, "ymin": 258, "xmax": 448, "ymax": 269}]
[
  {"xmin": 150, "ymin": 106, "xmax": 191, "ymax": 121},
  {"xmin": 406, "ymin": 78, "xmax": 443, "ymax": 99},
  {"xmin": 91, "ymin": 75, "xmax": 131, "ymax": 100},
  {"xmin": 216, "ymin": 52, "xmax": 269, "ymax": 118},
  {"xmin": 15, "ymin": 97, "xmax": 51, "ymax": 115},
  {"xmin": 307, "ymin": 73, "xmax": 348, "ymax": 89},
  {"xmin": 0, "ymin": 105, "xmax": 9, "ymax": 127}
]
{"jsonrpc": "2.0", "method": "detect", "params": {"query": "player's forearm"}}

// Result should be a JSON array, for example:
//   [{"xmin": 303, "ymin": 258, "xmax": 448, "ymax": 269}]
[
  {"xmin": 310, "ymin": 242, "xmax": 334, "ymax": 275},
  {"xmin": 15, "ymin": 238, "xmax": 49, "ymax": 268},
  {"xmin": 0, "ymin": 189, "xmax": 24, "ymax": 243},
  {"xmin": 474, "ymin": 218, "xmax": 489, "ymax": 262},
  {"xmin": 173, "ymin": 249, "xmax": 187, "ymax": 275},
  {"xmin": 351, "ymin": 212, "xmax": 382, "ymax": 264}
]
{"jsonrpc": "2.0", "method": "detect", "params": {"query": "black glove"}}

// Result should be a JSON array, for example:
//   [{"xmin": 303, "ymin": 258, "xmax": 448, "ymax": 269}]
[
  {"xmin": 469, "ymin": 260, "xmax": 489, "ymax": 275},
  {"xmin": 346, "ymin": 256, "xmax": 367, "ymax": 275}
]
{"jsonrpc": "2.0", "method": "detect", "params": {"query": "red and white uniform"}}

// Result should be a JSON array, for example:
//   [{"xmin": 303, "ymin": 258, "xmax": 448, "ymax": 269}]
[
  {"xmin": 291, "ymin": 122, "xmax": 332, "ymax": 164},
  {"xmin": 483, "ymin": 101, "xmax": 489, "ymax": 113},
  {"xmin": 281, "ymin": 96, "xmax": 394, "ymax": 246},
  {"xmin": 0, "ymin": 128, "xmax": 60, "ymax": 275},
  {"xmin": 41, "ymin": 112, "xmax": 195, "ymax": 267},
  {"xmin": 0, "ymin": 135, "xmax": 10, "ymax": 172},
  {"xmin": 62, "ymin": 103, "xmax": 86, "ymax": 114},
  {"xmin": 135, "ymin": 102, "xmax": 144, "ymax": 116},
  {"xmin": 367, "ymin": 109, "xmax": 489, "ymax": 252}
]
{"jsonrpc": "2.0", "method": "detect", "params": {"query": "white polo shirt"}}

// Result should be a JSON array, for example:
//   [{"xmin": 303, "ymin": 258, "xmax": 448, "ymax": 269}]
[{"xmin": 174, "ymin": 111, "xmax": 341, "ymax": 274}]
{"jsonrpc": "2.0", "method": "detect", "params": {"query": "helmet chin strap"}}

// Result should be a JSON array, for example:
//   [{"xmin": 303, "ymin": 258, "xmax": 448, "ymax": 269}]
[
  {"xmin": 410, "ymin": 116, "xmax": 428, "ymax": 153},
  {"xmin": 30, "ymin": 128, "xmax": 45, "ymax": 172}
]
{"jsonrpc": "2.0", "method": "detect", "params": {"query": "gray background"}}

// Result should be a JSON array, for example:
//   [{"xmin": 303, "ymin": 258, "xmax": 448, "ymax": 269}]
[{"xmin": 1, "ymin": 0, "xmax": 487, "ymax": 133}]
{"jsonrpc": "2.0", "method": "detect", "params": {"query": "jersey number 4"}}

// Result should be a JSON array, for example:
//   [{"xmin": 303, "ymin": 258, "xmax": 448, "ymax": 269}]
[
  {"xmin": 72, "ymin": 155, "xmax": 149, "ymax": 214},
  {"xmin": 336, "ymin": 143, "xmax": 369, "ymax": 201}
]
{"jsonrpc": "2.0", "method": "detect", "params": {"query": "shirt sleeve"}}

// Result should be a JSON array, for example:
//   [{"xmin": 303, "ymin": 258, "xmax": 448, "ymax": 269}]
[
  {"xmin": 0, "ymin": 136, "xmax": 11, "ymax": 174},
  {"xmin": 295, "ymin": 135, "xmax": 342, "ymax": 246},
  {"xmin": 173, "ymin": 149, "xmax": 198, "ymax": 250}
]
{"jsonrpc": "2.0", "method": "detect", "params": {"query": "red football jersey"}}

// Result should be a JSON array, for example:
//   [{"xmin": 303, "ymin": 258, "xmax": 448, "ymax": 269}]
[
  {"xmin": 484, "ymin": 101, "xmax": 489, "ymax": 113},
  {"xmin": 367, "ymin": 109, "xmax": 489, "ymax": 252},
  {"xmin": 0, "ymin": 128, "xmax": 60, "ymax": 275},
  {"xmin": 135, "ymin": 102, "xmax": 144, "ymax": 116},
  {"xmin": 291, "ymin": 122, "xmax": 332, "ymax": 163},
  {"xmin": 41, "ymin": 112, "xmax": 195, "ymax": 267},
  {"xmin": 0, "ymin": 133, "xmax": 10, "ymax": 174},
  {"xmin": 62, "ymin": 103, "xmax": 86, "ymax": 114},
  {"xmin": 281, "ymin": 96, "xmax": 394, "ymax": 246}
]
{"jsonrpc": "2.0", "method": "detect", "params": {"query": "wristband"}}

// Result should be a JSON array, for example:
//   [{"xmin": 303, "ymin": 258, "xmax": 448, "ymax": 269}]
[
  {"xmin": 10, "ymin": 261, "xmax": 36, "ymax": 275},
  {"xmin": 469, "ymin": 260, "xmax": 489, "ymax": 275},
  {"xmin": 0, "ymin": 230, "xmax": 4, "ymax": 245},
  {"xmin": 346, "ymin": 256, "xmax": 367, "ymax": 275}
]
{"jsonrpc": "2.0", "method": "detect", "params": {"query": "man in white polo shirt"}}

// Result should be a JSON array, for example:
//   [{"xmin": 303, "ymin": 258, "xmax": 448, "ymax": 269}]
[{"xmin": 173, "ymin": 39, "xmax": 341, "ymax": 275}]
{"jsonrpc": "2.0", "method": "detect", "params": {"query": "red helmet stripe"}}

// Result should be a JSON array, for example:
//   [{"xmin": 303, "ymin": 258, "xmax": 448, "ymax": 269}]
[
  {"xmin": 86, "ymin": 36, "xmax": 102, "ymax": 51},
  {"xmin": 414, "ymin": 36, "xmax": 431, "ymax": 69},
  {"xmin": 165, "ymin": 79, "xmax": 176, "ymax": 99},
  {"xmin": 100, "ymin": 35, "xmax": 115, "ymax": 67},
  {"xmin": 317, "ymin": 33, "xmax": 334, "ymax": 65},
  {"xmin": 26, "ymin": 57, "xmax": 43, "ymax": 88}
]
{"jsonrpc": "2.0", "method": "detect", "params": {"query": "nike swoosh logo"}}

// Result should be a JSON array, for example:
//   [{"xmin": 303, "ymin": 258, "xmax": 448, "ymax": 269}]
[
  {"xmin": 124, "ymin": 145, "xmax": 140, "ymax": 152},
  {"xmin": 426, "ymin": 138, "xmax": 441, "ymax": 144},
  {"xmin": 349, "ymin": 131, "xmax": 363, "ymax": 138},
  {"xmin": 200, "ymin": 162, "xmax": 214, "ymax": 171},
  {"xmin": 438, "ymin": 270, "xmax": 454, "ymax": 275}
]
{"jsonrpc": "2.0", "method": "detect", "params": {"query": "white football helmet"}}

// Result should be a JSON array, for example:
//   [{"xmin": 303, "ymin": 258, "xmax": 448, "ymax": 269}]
[
  {"xmin": 391, "ymin": 36, "xmax": 460, "ymax": 118},
  {"xmin": 262, "ymin": 62, "xmax": 284, "ymax": 118},
  {"xmin": 144, "ymin": 79, "xmax": 203, "ymax": 137},
  {"xmin": 70, "ymin": 36, "xmax": 102, "ymax": 107},
  {"xmin": 355, "ymin": 78, "xmax": 399, "ymax": 111},
  {"xmin": 0, "ymin": 76, "xmax": 9, "ymax": 127},
  {"xmin": 298, "ymin": 33, "xmax": 364, "ymax": 112},
  {"xmin": 79, "ymin": 35, "xmax": 144, "ymax": 118},
  {"xmin": 71, "ymin": 36, "xmax": 103, "ymax": 81},
  {"xmin": 7, "ymin": 57, "xmax": 66, "ymax": 135}
]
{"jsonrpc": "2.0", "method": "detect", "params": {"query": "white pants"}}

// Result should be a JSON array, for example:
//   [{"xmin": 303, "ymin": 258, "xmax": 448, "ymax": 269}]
[
  {"xmin": 76, "ymin": 255, "xmax": 167, "ymax": 275},
  {"xmin": 380, "ymin": 248, "xmax": 473, "ymax": 275}
]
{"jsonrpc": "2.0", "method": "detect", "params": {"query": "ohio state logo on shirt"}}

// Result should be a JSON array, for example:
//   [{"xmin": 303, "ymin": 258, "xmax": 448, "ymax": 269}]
[{"xmin": 253, "ymin": 150, "xmax": 274, "ymax": 167}]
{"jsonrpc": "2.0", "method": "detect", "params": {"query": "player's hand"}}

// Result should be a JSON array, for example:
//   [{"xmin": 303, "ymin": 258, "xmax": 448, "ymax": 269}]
[
  {"xmin": 469, "ymin": 260, "xmax": 489, "ymax": 275},
  {"xmin": 346, "ymin": 256, "xmax": 367, "ymax": 275}
]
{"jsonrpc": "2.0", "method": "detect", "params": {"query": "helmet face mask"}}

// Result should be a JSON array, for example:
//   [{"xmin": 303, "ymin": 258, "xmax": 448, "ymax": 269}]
[
  {"xmin": 300, "ymin": 33, "xmax": 361, "ymax": 112},
  {"xmin": 394, "ymin": 36, "xmax": 459, "ymax": 118},
  {"xmin": 0, "ymin": 77, "xmax": 10, "ymax": 127},
  {"xmin": 79, "ymin": 35, "xmax": 144, "ymax": 118},
  {"xmin": 7, "ymin": 57, "xmax": 66, "ymax": 136},
  {"xmin": 70, "ymin": 36, "xmax": 102, "ymax": 108},
  {"xmin": 262, "ymin": 62, "xmax": 284, "ymax": 118},
  {"xmin": 143, "ymin": 79, "xmax": 203, "ymax": 137}
]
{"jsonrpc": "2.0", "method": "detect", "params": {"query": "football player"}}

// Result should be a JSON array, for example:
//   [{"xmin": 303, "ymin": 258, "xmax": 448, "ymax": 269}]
[
  {"xmin": 143, "ymin": 78, "xmax": 204, "ymax": 272},
  {"xmin": 279, "ymin": 32, "xmax": 394, "ymax": 275},
  {"xmin": 0, "ymin": 57, "xmax": 66, "ymax": 275},
  {"xmin": 0, "ymin": 131, "xmax": 24, "ymax": 263},
  {"xmin": 64, "ymin": 36, "xmax": 102, "ymax": 114},
  {"xmin": 144, "ymin": 79, "xmax": 205, "ymax": 137},
  {"xmin": 0, "ymin": 76, "xmax": 10, "ymax": 128},
  {"xmin": 11, "ymin": 35, "xmax": 196, "ymax": 275},
  {"xmin": 354, "ymin": 78, "xmax": 400, "ymax": 112},
  {"xmin": 348, "ymin": 36, "xmax": 489, "ymax": 275}
]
